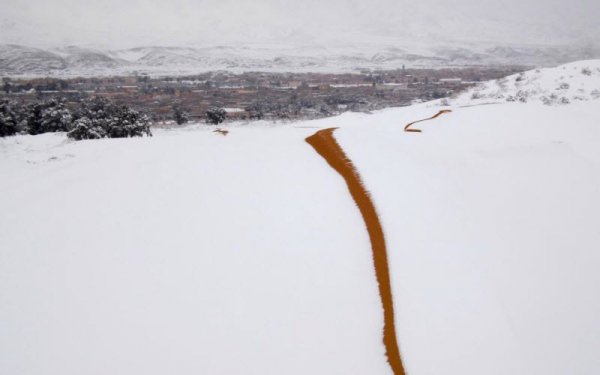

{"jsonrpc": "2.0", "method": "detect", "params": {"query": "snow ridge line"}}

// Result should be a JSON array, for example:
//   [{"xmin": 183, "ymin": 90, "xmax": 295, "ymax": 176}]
[
  {"xmin": 306, "ymin": 128, "xmax": 405, "ymax": 375},
  {"xmin": 404, "ymin": 109, "xmax": 452, "ymax": 133}
]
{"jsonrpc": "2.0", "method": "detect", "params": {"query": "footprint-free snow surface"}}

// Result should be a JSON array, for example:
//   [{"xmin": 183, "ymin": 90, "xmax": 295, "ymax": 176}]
[{"xmin": 2, "ymin": 62, "xmax": 600, "ymax": 375}]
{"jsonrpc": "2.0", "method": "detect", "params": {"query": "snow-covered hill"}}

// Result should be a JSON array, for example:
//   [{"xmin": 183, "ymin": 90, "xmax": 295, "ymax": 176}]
[
  {"xmin": 2, "ymin": 43, "xmax": 600, "ymax": 77},
  {"xmin": 0, "ymin": 44, "xmax": 67, "ymax": 74},
  {"xmin": 1, "ymin": 61, "xmax": 600, "ymax": 374},
  {"xmin": 58, "ymin": 46, "xmax": 126, "ymax": 70},
  {"xmin": 447, "ymin": 60, "xmax": 600, "ymax": 106}
]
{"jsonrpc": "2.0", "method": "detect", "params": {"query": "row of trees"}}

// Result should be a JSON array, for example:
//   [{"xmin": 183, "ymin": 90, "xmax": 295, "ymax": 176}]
[
  {"xmin": 172, "ymin": 104, "xmax": 226, "ymax": 125},
  {"xmin": 0, "ymin": 97, "xmax": 152, "ymax": 140},
  {"xmin": 1, "ymin": 96, "xmax": 234, "ymax": 140}
]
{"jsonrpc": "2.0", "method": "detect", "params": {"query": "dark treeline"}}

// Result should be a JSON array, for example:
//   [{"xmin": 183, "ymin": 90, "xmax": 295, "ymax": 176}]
[{"xmin": 0, "ymin": 97, "xmax": 151, "ymax": 140}]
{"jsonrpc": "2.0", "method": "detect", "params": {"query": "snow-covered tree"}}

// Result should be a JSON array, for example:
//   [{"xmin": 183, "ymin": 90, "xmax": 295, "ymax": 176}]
[
  {"xmin": 172, "ymin": 103, "xmax": 189, "ymax": 125},
  {"xmin": 206, "ymin": 107, "xmax": 226, "ymax": 125},
  {"xmin": 107, "ymin": 105, "xmax": 152, "ymax": 138},
  {"xmin": 67, "ymin": 97, "xmax": 151, "ymax": 141},
  {"xmin": 2, "ymin": 96, "xmax": 151, "ymax": 140},
  {"xmin": 0, "ymin": 100, "xmax": 21, "ymax": 137},
  {"xmin": 40, "ymin": 100, "xmax": 73, "ymax": 133},
  {"xmin": 244, "ymin": 102, "xmax": 265, "ymax": 120},
  {"xmin": 67, "ymin": 117, "xmax": 106, "ymax": 140},
  {"xmin": 2, "ymin": 78, "xmax": 11, "ymax": 94},
  {"xmin": 25, "ymin": 99, "xmax": 73, "ymax": 135}
]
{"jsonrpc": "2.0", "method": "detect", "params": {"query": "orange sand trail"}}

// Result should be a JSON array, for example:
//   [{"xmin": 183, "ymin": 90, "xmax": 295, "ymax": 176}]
[
  {"xmin": 213, "ymin": 128, "xmax": 229, "ymax": 136},
  {"xmin": 306, "ymin": 128, "xmax": 406, "ymax": 375},
  {"xmin": 404, "ymin": 109, "xmax": 452, "ymax": 133}
]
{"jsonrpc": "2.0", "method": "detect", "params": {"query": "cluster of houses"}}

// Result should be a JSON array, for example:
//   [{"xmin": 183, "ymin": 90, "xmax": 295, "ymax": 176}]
[{"xmin": 2, "ymin": 65, "xmax": 524, "ymax": 123}]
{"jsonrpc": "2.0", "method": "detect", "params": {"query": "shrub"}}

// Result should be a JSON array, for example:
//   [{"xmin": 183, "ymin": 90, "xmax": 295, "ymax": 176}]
[
  {"xmin": 0, "ymin": 96, "xmax": 151, "ymax": 140},
  {"xmin": 172, "ymin": 104, "xmax": 189, "ymax": 125},
  {"xmin": 67, "ymin": 117, "xmax": 106, "ymax": 140},
  {"xmin": 471, "ymin": 91, "xmax": 484, "ymax": 100},
  {"xmin": 206, "ymin": 107, "xmax": 226, "ymax": 125},
  {"xmin": 244, "ymin": 102, "xmax": 265, "ymax": 120},
  {"xmin": 67, "ymin": 97, "xmax": 151, "ymax": 140},
  {"xmin": 26, "ymin": 99, "xmax": 73, "ymax": 135},
  {"xmin": 40, "ymin": 101, "xmax": 73, "ymax": 133},
  {"xmin": 0, "ymin": 100, "xmax": 22, "ymax": 137}
]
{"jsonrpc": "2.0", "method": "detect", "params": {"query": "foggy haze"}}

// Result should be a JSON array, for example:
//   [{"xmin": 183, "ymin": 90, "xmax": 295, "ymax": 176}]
[{"xmin": 1, "ymin": 0, "xmax": 599, "ymax": 49}]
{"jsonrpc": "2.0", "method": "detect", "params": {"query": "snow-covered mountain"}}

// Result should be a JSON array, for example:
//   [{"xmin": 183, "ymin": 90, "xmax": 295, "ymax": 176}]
[{"xmin": 2, "ymin": 43, "xmax": 600, "ymax": 77}]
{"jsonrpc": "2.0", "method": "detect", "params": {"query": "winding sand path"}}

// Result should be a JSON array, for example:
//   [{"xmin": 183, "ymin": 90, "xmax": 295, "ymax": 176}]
[
  {"xmin": 306, "ymin": 128, "xmax": 406, "ymax": 375},
  {"xmin": 404, "ymin": 109, "xmax": 452, "ymax": 133}
]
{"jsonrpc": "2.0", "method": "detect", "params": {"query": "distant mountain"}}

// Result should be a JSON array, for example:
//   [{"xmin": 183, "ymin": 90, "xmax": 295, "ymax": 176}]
[
  {"xmin": 112, "ymin": 47, "xmax": 204, "ymax": 67},
  {"xmin": 1, "ymin": 43, "xmax": 600, "ymax": 77},
  {"xmin": 58, "ymin": 47, "xmax": 126, "ymax": 70},
  {"xmin": 0, "ymin": 45, "xmax": 67, "ymax": 74}
]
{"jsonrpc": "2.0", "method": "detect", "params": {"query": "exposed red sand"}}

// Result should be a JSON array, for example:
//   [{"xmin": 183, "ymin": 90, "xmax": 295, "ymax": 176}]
[
  {"xmin": 404, "ymin": 109, "xmax": 452, "ymax": 133},
  {"xmin": 306, "ymin": 128, "xmax": 406, "ymax": 375},
  {"xmin": 213, "ymin": 128, "xmax": 229, "ymax": 136}
]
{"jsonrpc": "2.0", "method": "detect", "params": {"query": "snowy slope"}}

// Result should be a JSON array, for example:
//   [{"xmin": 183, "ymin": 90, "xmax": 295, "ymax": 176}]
[
  {"xmin": 333, "ymin": 101, "xmax": 600, "ymax": 374},
  {"xmin": 1, "ymin": 63, "xmax": 600, "ymax": 374},
  {"xmin": 450, "ymin": 60, "xmax": 600, "ymax": 105},
  {"xmin": 0, "ymin": 125, "xmax": 392, "ymax": 375},
  {"xmin": 0, "ymin": 44, "xmax": 67, "ymax": 74}
]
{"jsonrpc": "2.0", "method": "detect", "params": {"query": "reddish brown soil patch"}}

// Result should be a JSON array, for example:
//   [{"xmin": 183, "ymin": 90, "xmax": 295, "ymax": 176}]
[
  {"xmin": 306, "ymin": 128, "xmax": 405, "ymax": 375},
  {"xmin": 404, "ymin": 109, "xmax": 452, "ymax": 133},
  {"xmin": 213, "ymin": 128, "xmax": 229, "ymax": 136}
]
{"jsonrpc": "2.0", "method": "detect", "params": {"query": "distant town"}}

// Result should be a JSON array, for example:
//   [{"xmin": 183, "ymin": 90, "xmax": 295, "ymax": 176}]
[{"xmin": 1, "ymin": 65, "xmax": 527, "ymax": 124}]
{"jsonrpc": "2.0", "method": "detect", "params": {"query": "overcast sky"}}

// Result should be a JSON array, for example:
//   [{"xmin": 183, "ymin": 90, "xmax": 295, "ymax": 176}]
[{"xmin": 1, "ymin": 0, "xmax": 599, "ymax": 49}]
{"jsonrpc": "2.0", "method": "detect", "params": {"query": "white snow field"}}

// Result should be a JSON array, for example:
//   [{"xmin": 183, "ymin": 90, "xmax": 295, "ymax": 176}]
[{"xmin": 1, "ymin": 61, "xmax": 600, "ymax": 375}]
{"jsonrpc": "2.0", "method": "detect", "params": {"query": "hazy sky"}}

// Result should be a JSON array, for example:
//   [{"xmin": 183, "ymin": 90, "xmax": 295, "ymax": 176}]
[{"xmin": 1, "ymin": 0, "xmax": 599, "ymax": 49}]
